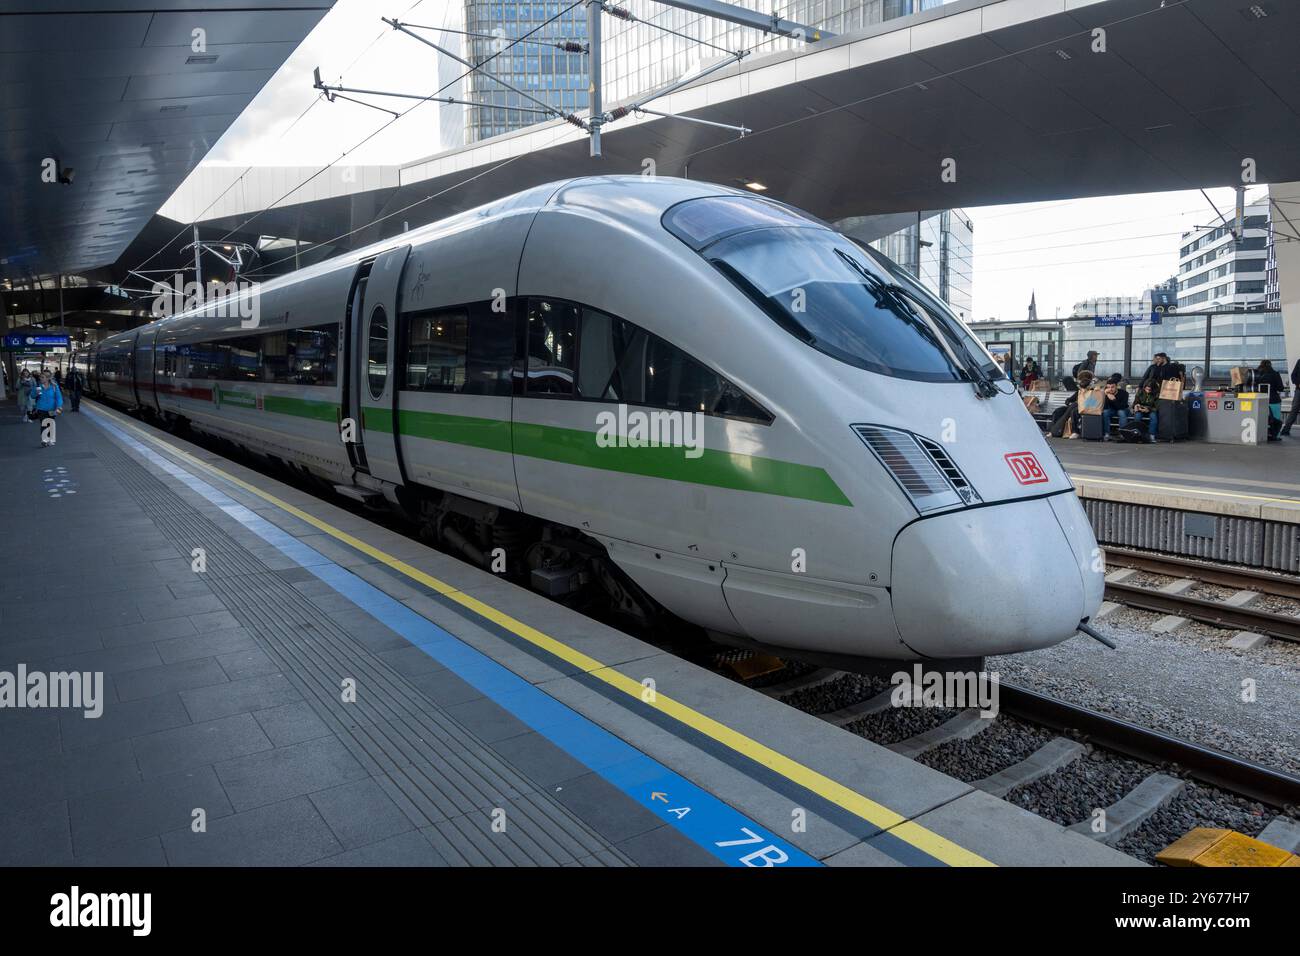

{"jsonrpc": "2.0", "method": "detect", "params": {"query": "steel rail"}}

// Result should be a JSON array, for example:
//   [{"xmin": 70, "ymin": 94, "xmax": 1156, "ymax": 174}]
[
  {"xmin": 1103, "ymin": 546, "xmax": 1300, "ymax": 601},
  {"xmin": 1000, "ymin": 683, "xmax": 1300, "ymax": 809}
]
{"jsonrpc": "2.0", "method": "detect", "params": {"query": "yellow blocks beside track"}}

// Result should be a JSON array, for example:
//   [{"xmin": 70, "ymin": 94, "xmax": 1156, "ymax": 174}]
[{"xmin": 1157, "ymin": 828, "xmax": 1299, "ymax": 867}]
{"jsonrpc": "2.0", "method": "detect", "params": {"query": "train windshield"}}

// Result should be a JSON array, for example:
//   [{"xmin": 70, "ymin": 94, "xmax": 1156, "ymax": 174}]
[{"xmin": 665, "ymin": 197, "xmax": 996, "ymax": 385}]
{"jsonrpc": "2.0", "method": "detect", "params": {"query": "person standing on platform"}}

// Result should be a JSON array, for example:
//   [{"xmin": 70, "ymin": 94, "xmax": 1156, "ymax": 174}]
[
  {"xmin": 1254, "ymin": 359, "xmax": 1284, "ymax": 442},
  {"xmin": 1280, "ymin": 357, "xmax": 1300, "ymax": 437},
  {"xmin": 66, "ymin": 366, "xmax": 83, "ymax": 412},
  {"xmin": 1072, "ymin": 351, "xmax": 1099, "ymax": 380},
  {"xmin": 32, "ymin": 370, "xmax": 63, "ymax": 446},
  {"xmin": 1138, "ymin": 352, "xmax": 1179, "ymax": 390},
  {"xmin": 16, "ymin": 368, "xmax": 33, "ymax": 421}
]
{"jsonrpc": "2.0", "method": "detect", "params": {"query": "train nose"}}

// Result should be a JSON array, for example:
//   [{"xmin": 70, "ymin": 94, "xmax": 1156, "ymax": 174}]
[{"xmin": 889, "ymin": 494, "xmax": 1104, "ymax": 658}]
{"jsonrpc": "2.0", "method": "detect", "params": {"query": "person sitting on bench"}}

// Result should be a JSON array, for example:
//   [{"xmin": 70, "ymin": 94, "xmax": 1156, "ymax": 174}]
[
  {"xmin": 1052, "ymin": 370, "xmax": 1094, "ymax": 438},
  {"xmin": 1130, "ymin": 382, "xmax": 1158, "ymax": 443},
  {"xmin": 1101, "ymin": 373, "xmax": 1129, "ymax": 441}
]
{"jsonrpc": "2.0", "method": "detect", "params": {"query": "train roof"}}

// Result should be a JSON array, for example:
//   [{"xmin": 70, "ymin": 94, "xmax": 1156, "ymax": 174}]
[{"xmin": 94, "ymin": 176, "xmax": 765, "ymax": 346}]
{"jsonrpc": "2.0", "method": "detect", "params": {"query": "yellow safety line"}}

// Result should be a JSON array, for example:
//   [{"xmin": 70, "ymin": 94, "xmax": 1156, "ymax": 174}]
[
  {"xmin": 1076, "ymin": 475, "xmax": 1300, "ymax": 507},
  {"xmin": 1069, "ymin": 462, "xmax": 1300, "ymax": 495},
  {"xmin": 92, "ymin": 404, "xmax": 994, "ymax": 867}
]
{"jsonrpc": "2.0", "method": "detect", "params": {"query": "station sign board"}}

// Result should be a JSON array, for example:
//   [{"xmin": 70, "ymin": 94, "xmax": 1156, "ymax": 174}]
[
  {"xmin": 1093, "ymin": 313, "xmax": 1163, "ymax": 327},
  {"xmin": 2, "ymin": 333, "xmax": 71, "ymax": 351}
]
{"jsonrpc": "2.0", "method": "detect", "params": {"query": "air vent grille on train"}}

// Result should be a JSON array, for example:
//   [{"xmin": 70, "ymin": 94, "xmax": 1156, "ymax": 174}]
[
  {"xmin": 915, "ymin": 436, "xmax": 982, "ymax": 505},
  {"xmin": 852, "ymin": 424, "xmax": 979, "ymax": 513}
]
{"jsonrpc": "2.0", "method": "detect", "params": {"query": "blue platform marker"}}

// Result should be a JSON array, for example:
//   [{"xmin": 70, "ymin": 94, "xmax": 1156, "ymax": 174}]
[{"xmin": 89, "ymin": 412, "xmax": 820, "ymax": 867}]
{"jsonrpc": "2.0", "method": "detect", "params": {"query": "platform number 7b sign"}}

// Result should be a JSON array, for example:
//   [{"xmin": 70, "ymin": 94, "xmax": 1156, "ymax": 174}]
[{"xmin": 1005, "ymin": 451, "xmax": 1049, "ymax": 485}]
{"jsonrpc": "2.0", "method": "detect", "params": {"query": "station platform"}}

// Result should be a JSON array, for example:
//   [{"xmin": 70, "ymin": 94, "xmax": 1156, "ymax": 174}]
[
  {"xmin": 0, "ymin": 398, "xmax": 1137, "ymax": 867},
  {"xmin": 1053, "ymin": 435, "xmax": 1300, "ymax": 522}
]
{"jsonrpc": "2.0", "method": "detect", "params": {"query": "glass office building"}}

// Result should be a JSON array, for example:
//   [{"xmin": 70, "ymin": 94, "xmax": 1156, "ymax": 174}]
[
  {"xmin": 445, "ymin": 0, "xmax": 957, "ymax": 144},
  {"xmin": 869, "ymin": 210, "xmax": 974, "ymax": 320},
  {"xmin": 600, "ymin": 1, "xmax": 951, "ymax": 102},
  {"xmin": 439, "ymin": 2, "xmax": 591, "ymax": 145}
]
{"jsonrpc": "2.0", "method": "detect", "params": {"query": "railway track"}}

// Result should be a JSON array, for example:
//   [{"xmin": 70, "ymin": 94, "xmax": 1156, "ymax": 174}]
[
  {"xmin": 1101, "ymin": 546, "xmax": 1300, "ymax": 644},
  {"xmin": 750, "ymin": 664, "xmax": 1300, "ymax": 861}
]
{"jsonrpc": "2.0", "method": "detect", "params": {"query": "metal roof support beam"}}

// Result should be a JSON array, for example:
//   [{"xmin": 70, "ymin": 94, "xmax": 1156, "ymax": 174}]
[{"xmin": 646, "ymin": 0, "xmax": 832, "ymax": 42}]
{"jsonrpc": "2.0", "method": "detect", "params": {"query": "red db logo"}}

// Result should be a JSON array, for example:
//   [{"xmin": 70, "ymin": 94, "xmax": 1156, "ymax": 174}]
[{"xmin": 1005, "ymin": 451, "xmax": 1048, "ymax": 485}]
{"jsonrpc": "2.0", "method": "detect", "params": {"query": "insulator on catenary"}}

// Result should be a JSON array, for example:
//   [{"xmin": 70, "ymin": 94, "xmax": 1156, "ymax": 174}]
[
  {"xmin": 555, "ymin": 41, "xmax": 586, "ymax": 53},
  {"xmin": 564, "ymin": 113, "xmax": 586, "ymax": 128},
  {"xmin": 603, "ymin": 5, "xmax": 635, "ymax": 21},
  {"xmin": 606, "ymin": 106, "xmax": 629, "ymax": 121}
]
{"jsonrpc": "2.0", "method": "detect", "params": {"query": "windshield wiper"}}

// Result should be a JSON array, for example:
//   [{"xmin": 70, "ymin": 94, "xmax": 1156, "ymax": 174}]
[
  {"xmin": 889, "ymin": 283, "xmax": 1002, "ymax": 399},
  {"xmin": 835, "ymin": 250, "xmax": 999, "ymax": 399}
]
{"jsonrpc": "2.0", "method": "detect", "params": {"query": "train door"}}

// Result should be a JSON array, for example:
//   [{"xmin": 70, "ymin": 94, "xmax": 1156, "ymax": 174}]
[
  {"xmin": 128, "ymin": 330, "xmax": 142, "ymax": 408},
  {"xmin": 356, "ymin": 245, "xmax": 410, "ymax": 485},
  {"xmin": 136, "ymin": 326, "xmax": 161, "ymax": 413},
  {"xmin": 342, "ymin": 269, "xmax": 370, "ymax": 472}
]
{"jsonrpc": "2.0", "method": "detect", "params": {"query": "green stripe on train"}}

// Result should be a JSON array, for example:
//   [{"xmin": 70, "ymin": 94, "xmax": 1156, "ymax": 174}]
[
  {"xmin": 262, "ymin": 395, "xmax": 338, "ymax": 422},
  {"xmin": 366, "ymin": 406, "xmax": 850, "ymax": 507}
]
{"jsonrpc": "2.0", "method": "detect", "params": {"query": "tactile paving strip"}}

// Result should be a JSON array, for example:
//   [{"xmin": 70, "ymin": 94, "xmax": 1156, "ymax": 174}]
[{"xmin": 92, "ymin": 432, "xmax": 630, "ymax": 866}]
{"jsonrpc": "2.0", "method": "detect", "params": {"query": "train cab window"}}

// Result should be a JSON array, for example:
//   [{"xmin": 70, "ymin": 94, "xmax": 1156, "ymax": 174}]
[
  {"xmin": 406, "ymin": 309, "xmax": 468, "ymax": 392},
  {"xmin": 525, "ymin": 299, "xmax": 577, "ymax": 396},
  {"xmin": 665, "ymin": 197, "xmax": 982, "ymax": 385},
  {"xmin": 367, "ymin": 306, "xmax": 389, "ymax": 399}
]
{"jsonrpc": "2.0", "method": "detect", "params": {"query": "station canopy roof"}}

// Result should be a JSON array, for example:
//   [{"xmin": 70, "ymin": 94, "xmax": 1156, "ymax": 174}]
[{"xmin": 0, "ymin": 0, "xmax": 335, "ymax": 284}]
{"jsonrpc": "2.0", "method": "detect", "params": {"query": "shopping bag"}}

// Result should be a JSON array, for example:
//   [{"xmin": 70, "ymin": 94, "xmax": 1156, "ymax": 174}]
[
  {"xmin": 1159, "ymin": 379, "xmax": 1184, "ymax": 401},
  {"xmin": 1078, "ymin": 387, "xmax": 1105, "ymax": 415}
]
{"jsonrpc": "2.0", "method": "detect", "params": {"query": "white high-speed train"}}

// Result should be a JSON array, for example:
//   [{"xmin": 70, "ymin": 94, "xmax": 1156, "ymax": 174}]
[{"xmin": 89, "ymin": 176, "xmax": 1103, "ymax": 664}]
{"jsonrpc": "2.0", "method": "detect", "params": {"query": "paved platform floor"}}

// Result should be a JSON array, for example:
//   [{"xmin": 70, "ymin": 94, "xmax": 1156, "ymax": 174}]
[
  {"xmin": 1053, "ymin": 433, "xmax": 1300, "ymax": 512},
  {"xmin": 0, "ymin": 398, "xmax": 1137, "ymax": 867}
]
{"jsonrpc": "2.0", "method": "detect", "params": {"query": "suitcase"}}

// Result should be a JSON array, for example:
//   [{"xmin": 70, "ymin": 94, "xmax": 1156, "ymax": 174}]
[
  {"xmin": 1117, "ymin": 422, "xmax": 1148, "ymax": 443},
  {"xmin": 1157, "ymin": 398, "xmax": 1189, "ymax": 441},
  {"xmin": 1079, "ymin": 414, "xmax": 1105, "ymax": 440}
]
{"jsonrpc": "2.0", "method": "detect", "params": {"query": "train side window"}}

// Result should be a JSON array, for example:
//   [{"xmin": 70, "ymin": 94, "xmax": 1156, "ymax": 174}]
[
  {"xmin": 291, "ymin": 325, "xmax": 336, "ymax": 387},
  {"xmin": 406, "ymin": 309, "xmax": 468, "ymax": 392},
  {"xmin": 575, "ymin": 305, "xmax": 770, "ymax": 423},
  {"xmin": 230, "ymin": 335, "xmax": 262, "ymax": 382},
  {"xmin": 576, "ymin": 308, "xmax": 617, "ymax": 399},
  {"xmin": 367, "ymin": 306, "xmax": 389, "ymax": 399},
  {"xmin": 187, "ymin": 342, "xmax": 227, "ymax": 380},
  {"xmin": 642, "ymin": 335, "xmax": 723, "ymax": 413},
  {"xmin": 465, "ymin": 302, "xmax": 513, "ymax": 396},
  {"xmin": 525, "ymin": 299, "xmax": 577, "ymax": 396}
]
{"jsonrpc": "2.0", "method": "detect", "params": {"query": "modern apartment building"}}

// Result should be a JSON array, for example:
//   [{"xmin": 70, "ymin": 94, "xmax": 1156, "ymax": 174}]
[{"xmin": 1176, "ymin": 200, "xmax": 1271, "ymax": 311}]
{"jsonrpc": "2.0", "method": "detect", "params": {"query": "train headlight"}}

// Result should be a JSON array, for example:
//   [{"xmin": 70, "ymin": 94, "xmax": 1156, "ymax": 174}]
[{"xmin": 852, "ymin": 424, "xmax": 981, "ymax": 513}]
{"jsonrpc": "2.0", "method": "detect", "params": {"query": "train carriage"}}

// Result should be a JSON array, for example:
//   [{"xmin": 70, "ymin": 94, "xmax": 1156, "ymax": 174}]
[{"xmin": 90, "ymin": 175, "xmax": 1103, "ymax": 665}]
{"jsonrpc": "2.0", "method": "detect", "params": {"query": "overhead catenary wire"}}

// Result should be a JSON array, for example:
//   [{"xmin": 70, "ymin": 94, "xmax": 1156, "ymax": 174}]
[
  {"xmin": 211, "ymin": 1, "xmax": 587, "ymax": 247},
  {"xmin": 128, "ymin": 0, "xmax": 433, "ymax": 282},
  {"xmin": 238, "ymin": 152, "xmax": 533, "ymax": 279},
  {"xmin": 213, "ymin": 0, "xmax": 781, "ymax": 272}
]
